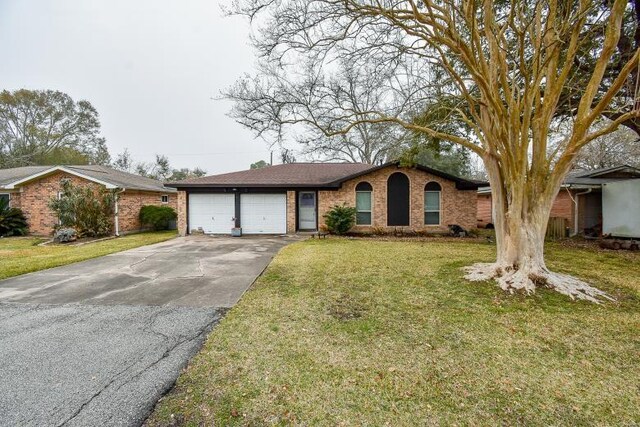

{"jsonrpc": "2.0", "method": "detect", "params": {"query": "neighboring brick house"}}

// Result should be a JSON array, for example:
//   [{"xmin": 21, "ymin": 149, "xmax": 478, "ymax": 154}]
[
  {"xmin": 168, "ymin": 161, "xmax": 483, "ymax": 236},
  {"xmin": 476, "ymin": 165, "xmax": 640, "ymax": 235},
  {"xmin": 0, "ymin": 165, "xmax": 177, "ymax": 236}
]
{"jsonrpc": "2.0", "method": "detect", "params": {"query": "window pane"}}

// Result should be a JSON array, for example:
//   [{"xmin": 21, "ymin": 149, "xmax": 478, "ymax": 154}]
[
  {"xmin": 356, "ymin": 212, "xmax": 371, "ymax": 225},
  {"xmin": 425, "ymin": 192, "xmax": 440, "ymax": 211},
  {"xmin": 0, "ymin": 194, "xmax": 8, "ymax": 205},
  {"xmin": 356, "ymin": 191, "xmax": 371, "ymax": 211},
  {"xmin": 425, "ymin": 211, "xmax": 440, "ymax": 225}
]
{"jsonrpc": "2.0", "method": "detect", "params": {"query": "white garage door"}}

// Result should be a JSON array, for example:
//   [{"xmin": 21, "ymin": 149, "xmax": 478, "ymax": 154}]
[
  {"xmin": 241, "ymin": 193, "xmax": 287, "ymax": 234},
  {"xmin": 188, "ymin": 193, "xmax": 235, "ymax": 234}
]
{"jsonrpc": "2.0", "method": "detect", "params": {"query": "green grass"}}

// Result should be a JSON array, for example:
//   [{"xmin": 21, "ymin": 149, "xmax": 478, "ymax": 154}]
[
  {"xmin": 0, "ymin": 231, "xmax": 177, "ymax": 280},
  {"xmin": 148, "ymin": 238, "xmax": 640, "ymax": 426}
]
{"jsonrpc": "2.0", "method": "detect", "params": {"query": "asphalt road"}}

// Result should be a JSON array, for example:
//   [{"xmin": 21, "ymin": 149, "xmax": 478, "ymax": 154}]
[{"xmin": 0, "ymin": 236, "xmax": 295, "ymax": 426}]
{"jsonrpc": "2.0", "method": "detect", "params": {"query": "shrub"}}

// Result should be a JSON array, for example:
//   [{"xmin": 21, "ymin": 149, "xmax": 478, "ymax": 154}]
[
  {"xmin": 139, "ymin": 205, "xmax": 177, "ymax": 230},
  {"xmin": 49, "ymin": 179, "xmax": 115, "ymax": 237},
  {"xmin": 323, "ymin": 204, "xmax": 357, "ymax": 235},
  {"xmin": 0, "ymin": 198, "xmax": 28, "ymax": 237}
]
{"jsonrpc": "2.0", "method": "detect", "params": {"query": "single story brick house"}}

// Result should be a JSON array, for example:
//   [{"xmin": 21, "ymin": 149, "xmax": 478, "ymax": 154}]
[
  {"xmin": 477, "ymin": 165, "xmax": 640, "ymax": 235},
  {"xmin": 0, "ymin": 165, "xmax": 177, "ymax": 236},
  {"xmin": 168, "ymin": 161, "xmax": 483, "ymax": 236}
]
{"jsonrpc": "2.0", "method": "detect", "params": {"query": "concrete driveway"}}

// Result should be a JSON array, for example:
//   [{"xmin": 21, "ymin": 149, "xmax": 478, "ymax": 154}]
[{"xmin": 0, "ymin": 236, "xmax": 296, "ymax": 427}]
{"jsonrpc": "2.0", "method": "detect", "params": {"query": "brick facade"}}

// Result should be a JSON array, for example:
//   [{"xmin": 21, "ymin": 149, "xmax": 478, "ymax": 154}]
[
  {"xmin": 286, "ymin": 191, "xmax": 296, "ymax": 234},
  {"xmin": 4, "ymin": 171, "xmax": 175, "ymax": 236},
  {"xmin": 117, "ymin": 190, "xmax": 177, "ymax": 234},
  {"xmin": 476, "ymin": 188, "xmax": 579, "ymax": 233},
  {"xmin": 175, "ymin": 165, "xmax": 477, "ymax": 235},
  {"xmin": 318, "ymin": 165, "xmax": 477, "ymax": 233},
  {"xmin": 14, "ymin": 172, "xmax": 103, "ymax": 235},
  {"xmin": 550, "ymin": 189, "xmax": 575, "ymax": 231},
  {"xmin": 177, "ymin": 191, "xmax": 188, "ymax": 236},
  {"xmin": 477, "ymin": 193, "xmax": 492, "ymax": 227}
]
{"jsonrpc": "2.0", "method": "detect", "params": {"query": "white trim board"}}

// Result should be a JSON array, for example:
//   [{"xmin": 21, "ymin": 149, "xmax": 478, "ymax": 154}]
[{"xmin": 3, "ymin": 166, "xmax": 118, "ymax": 190}]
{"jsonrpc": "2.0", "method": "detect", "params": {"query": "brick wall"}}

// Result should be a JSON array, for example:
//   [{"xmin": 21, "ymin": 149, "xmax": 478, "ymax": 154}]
[
  {"xmin": 286, "ymin": 191, "xmax": 296, "ymax": 233},
  {"xmin": 476, "ymin": 189, "xmax": 578, "ymax": 233},
  {"xmin": 177, "ymin": 191, "xmax": 188, "ymax": 236},
  {"xmin": 8, "ymin": 171, "xmax": 174, "ymax": 236},
  {"xmin": 16, "ymin": 172, "xmax": 103, "ymax": 235},
  {"xmin": 550, "ymin": 189, "xmax": 575, "ymax": 232},
  {"xmin": 476, "ymin": 193, "xmax": 492, "ymax": 227},
  {"xmin": 319, "ymin": 165, "xmax": 477, "ymax": 233},
  {"xmin": 117, "ymin": 190, "xmax": 178, "ymax": 234}
]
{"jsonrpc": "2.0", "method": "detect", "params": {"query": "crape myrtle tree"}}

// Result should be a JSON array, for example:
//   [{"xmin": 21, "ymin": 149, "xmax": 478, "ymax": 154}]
[
  {"xmin": 227, "ymin": 0, "xmax": 640, "ymax": 302},
  {"xmin": 556, "ymin": 0, "xmax": 640, "ymax": 136}
]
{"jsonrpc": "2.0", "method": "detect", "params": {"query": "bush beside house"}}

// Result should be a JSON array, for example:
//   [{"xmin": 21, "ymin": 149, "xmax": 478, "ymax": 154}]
[
  {"xmin": 139, "ymin": 205, "xmax": 177, "ymax": 230},
  {"xmin": 0, "ymin": 198, "xmax": 28, "ymax": 237},
  {"xmin": 323, "ymin": 204, "xmax": 357, "ymax": 235},
  {"xmin": 48, "ymin": 179, "xmax": 115, "ymax": 237}
]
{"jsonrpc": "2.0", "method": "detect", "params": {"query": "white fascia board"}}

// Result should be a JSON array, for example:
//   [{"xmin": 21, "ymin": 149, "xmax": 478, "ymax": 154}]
[{"xmin": 5, "ymin": 166, "xmax": 118, "ymax": 190}]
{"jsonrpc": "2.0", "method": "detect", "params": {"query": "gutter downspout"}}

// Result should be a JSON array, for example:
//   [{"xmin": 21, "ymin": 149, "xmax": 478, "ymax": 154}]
[
  {"xmin": 114, "ymin": 188, "xmax": 125, "ymax": 237},
  {"xmin": 572, "ymin": 188, "xmax": 592, "ymax": 236}
]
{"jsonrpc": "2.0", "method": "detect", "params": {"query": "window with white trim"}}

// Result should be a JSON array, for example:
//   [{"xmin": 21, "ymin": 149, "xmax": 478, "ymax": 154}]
[
  {"xmin": 0, "ymin": 193, "xmax": 9, "ymax": 207},
  {"xmin": 355, "ymin": 182, "xmax": 373, "ymax": 225},
  {"xmin": 424, "ymin": 182, "xmax": 441, "ymax": 225},
  {"xmin": 161, "ymin": 195, "xmax": 169, "ymax": 203}
]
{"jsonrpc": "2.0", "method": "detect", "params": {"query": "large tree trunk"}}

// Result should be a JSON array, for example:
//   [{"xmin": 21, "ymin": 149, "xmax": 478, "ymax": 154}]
[{"xmin": 464, "ymin": 157, "xmax": 613, "ymax": 303}]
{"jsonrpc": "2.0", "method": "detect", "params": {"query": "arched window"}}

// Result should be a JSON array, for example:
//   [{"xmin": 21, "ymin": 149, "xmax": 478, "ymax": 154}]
[
  {"xmin": 424, "ymin": 182, "xmax": 442, "ymax": 225},
  {"xmin": 387, "ymin": 173, "xmax": 410, "ymax": 226},
  {"xmin": 355, "ymin": 182, "xmax": 373, "ymax": 225}
]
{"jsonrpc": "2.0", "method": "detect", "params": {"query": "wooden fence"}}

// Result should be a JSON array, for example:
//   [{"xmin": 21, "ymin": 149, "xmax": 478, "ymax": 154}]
[{"xmin": 546, "ymin": 217, "xmax": 568, "ymax": 240}]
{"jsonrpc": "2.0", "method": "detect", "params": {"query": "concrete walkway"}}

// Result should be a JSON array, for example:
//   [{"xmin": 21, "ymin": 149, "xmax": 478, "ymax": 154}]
[{"xmin": 0, "ymin": 236, "xmax": 296, "ymax": 426}]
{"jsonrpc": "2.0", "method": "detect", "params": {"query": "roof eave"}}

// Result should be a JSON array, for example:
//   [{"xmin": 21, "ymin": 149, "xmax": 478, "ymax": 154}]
[
  {"xmin": 166, "ymin": 182, "xmax": 342, "ymax": 189},
  {"xmin": 5, "ymin": 166, "xmax": 119, "ymax": 190}
]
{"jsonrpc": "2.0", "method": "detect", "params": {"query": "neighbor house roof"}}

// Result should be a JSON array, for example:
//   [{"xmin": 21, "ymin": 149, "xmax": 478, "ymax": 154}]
[
  {"xmin": 0, "ymin": 165, "xmax": 176, "ymax": 193},
  {"xmin": 564, "ymin": 165, "xmax": 640, "ymax": 186},
  {"xmin": 168, "ymin": 161, "xmax": 484, "ymax": 190},
  {"xmin": 477, "ymin": 165, "xmax": 640, "ymax": 193}
]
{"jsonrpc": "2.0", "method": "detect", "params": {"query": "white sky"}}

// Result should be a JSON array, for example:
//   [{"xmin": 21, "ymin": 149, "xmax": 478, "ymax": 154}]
[{"xmin": 0, "ymin": 0, "xmax": 273, "ymax": 174}]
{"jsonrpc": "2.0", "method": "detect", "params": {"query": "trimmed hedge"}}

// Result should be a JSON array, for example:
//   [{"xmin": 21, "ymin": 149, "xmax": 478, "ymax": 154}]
[{"xmin": 139, "ymin": 205, "xmax": 177, "ymax": 230}]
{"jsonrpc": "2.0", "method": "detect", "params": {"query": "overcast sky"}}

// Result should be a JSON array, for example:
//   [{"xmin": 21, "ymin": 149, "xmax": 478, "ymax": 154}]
[{"xmin": 0, "ymin": 0, "xmax": 274, "ymax": 174}]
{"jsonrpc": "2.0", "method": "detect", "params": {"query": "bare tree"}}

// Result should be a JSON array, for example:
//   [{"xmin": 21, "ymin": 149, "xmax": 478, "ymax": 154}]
[
  {"xmin": 227, "ymin": 59, "xmax": 408, "ymax": 163},
  {"xmin": 229, "ymin": 0, "xmax": 640, "ymax": 301},
  {"xmin": 113, "ymin": 149, "xmax": 135, "ymax": 172},
  {"xmin": 574, "ymin": 121, "xmax": 640, "ymax": 169}
]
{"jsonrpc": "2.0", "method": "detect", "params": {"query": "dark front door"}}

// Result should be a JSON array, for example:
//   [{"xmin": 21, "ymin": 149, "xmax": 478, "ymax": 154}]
[{"xmin": 387, "ymin": 172, "xmax": 410, "ymax": 226}]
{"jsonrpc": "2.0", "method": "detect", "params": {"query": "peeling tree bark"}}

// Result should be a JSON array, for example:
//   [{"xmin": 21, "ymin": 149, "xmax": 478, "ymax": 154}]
[{"xmin": 464, "ymin": 155, "xmax": 614, "ymax": 303}]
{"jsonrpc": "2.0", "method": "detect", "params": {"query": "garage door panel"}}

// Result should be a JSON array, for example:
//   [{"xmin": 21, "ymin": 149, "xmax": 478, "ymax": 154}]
[
  {"xmin": 188, "ymin": 194, "xmax": 235, "ymax": 234},
  {"xmin": 240, "ymin": 194, "xmax": 286, "ymax": 234}
]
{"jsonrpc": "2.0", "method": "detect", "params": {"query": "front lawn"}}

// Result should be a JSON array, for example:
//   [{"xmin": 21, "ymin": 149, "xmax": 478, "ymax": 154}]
[
  {"xmin": 0, "ymin": 231, "xmax": 177, "ymax": 280},
  {"xmin": 148, "ymin": 238, "xmax": 640, "ymax": 426}
]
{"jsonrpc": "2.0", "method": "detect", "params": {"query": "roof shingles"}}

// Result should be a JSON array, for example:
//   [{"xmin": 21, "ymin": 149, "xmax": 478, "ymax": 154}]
[
  {"xmin": 170, "ymin": 163, "xmax": 375, "ymax": 187},
  {"xmin": 0, "ymin": 165, "xmax": 175, "ymax": 193}
]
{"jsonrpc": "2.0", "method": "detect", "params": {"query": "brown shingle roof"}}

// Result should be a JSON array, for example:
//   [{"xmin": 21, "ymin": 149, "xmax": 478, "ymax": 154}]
[
  {"xmin": 0, "ymin": 165, "xmax": 176, "ymax": 193},
  {"xmin": 169, "ymin": 163, "xmax": 376, "ymax": 188}
]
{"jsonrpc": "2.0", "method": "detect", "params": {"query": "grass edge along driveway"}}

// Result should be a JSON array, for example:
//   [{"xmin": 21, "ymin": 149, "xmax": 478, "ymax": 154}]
[
  {"xmin": 148, "ymin": 238, "xmax": 640, "ymax": 426},
  {"xmin": 0, "ymin": 231, "xmax": 177, "ymax": 280}
]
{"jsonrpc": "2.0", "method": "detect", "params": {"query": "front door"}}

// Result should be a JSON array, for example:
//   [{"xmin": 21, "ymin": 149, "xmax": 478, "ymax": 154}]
[{"xmin": 298, "ymin": 191, "xmax": 316, "ymax": 230}]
